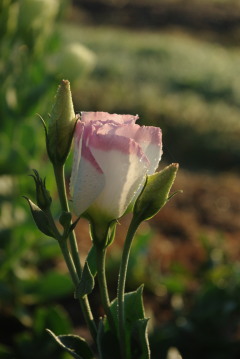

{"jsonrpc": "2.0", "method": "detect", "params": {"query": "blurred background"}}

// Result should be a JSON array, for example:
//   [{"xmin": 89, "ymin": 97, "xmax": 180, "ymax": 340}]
[{"xmin": 1, "ymin": 0, "xmax": 240, "ymax": 358}]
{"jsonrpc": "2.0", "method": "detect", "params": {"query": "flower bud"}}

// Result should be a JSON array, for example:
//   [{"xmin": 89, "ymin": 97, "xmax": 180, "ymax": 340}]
[
  {"xmin": 30, "ymin": 169, "xmax": 52, "ymax": 211},
  {"xmin": 23, "ymin": 197, "xmax": 54, "ymax": 238},
  {"xmin": 47, "ymin": 79, "xmax": 76, "ymax": 164},
  {"xmin": 133, "ymin": 163, "xmax": 179, "ymax": 223}
]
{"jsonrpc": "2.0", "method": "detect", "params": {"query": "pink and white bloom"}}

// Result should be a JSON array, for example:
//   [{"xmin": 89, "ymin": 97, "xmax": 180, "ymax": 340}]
[{"xmin": 70, "ymin": 112, "xmax": 162, "ymax": 222}]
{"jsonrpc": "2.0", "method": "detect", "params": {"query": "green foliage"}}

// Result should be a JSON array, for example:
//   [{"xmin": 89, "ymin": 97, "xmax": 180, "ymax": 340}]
[
  {"xmin": 110, "ymin": 287, "xmax": 150, "ymax": 359},
  {"xmin": 95, "ymin": 287, "xmax": 150, "ymax": 359},
  {"xmin": 1, "ymin": 305, "xmax": 72, "ymax": 359},
  {"xmin": 47, "ymin": 330, "xmax": 94, "ymax": 359},
  {"xmin": 0, "ymin": 2, "xmax": 96, "ymax": 356},
  {"xmin": 75, "ymin": 262, "xmax": 95, "ymax": 298},
  {"xmin": 85, "ymin": 246, "xmax": 98, "ymax": 278},
  {"xmin": 148, "ymin": 234, "xmax": 240, "ymax": 359}
]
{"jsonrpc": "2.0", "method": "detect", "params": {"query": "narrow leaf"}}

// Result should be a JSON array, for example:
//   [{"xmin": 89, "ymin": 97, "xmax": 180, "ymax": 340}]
[
  {"xmin": 134, "ymin": 163, "xmax": 179, "ymax": 222},
  {"xmin": 47, "ymin": 329, "xmax": 94, "ymax": 359},
  {"xmin": 75, "ymin": 262, "xmax": 94, "ymax": 298},
  {"xmin": 23, "ymin": 197, "xmax": 54, "ymax": 237},
  {"xmin": 86, "ymin": 246, "xmax": 97, "ymax": 278}
]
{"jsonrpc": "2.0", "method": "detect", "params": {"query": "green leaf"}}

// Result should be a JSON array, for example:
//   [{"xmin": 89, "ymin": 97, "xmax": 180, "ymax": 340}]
[
  {"xmin": 33, "ymin": 306, "xmax": 71, "ymax": 335},
  {"xmin": 74, "ymin": 246, "xmax": 98, "ymax": 298},
  {"xmin": 131, "ymin": 319, "xmax": 150, "ymax": 359},
  {"xmin": 75, "ymin": 262, "xmax": 94, "ymax": 298},
  {"xmin": 134, "ymin": 163, "xmax": 179, "ymax": 222},
  {"xmin": 110, "ymin": 286, "xmax": 145, "ymax": 327},
  {"xmin": 23, "ymin": 197, "xmax": 54, "ymax": 237},
  {"xmin": 109, "ymin": 287, "xmax": 150, "ymax": 359},
  {"xmin": 86, "ymin": 246, "xmax": 97, "ymax": 278},
  {"xmin": 47, "ymin": 329, "xmax": 95, "ymax": 359}
]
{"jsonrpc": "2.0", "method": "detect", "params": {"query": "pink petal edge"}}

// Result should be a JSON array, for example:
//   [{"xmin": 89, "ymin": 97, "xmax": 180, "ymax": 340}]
[
  {"xmin": 89, "ymin": 132, "xmax": 149, "ymax": 166},
  {"xmin": 81, "ymin": 111, "xmax": 139, "ymax": 125},
  {"xmin": 74, "ymin": 121, "xmax": 103, "ymax": 174}
]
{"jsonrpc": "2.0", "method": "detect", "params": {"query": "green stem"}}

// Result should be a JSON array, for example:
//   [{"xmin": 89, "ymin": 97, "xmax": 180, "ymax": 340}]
[
  {"xmin": 96, "ymin": 246, "xmax": 116, "ymax": 332},
  {"xmin": 53, "ymin": 164, "xmax": 97, "ymax": 342},
  {"xmin": 54, "ymin": 164, "xmax": 82, "ymax": 278},
  {"xmin": 117, "ymin": 218, "xmax": 140, "ymax": 359},
  {"xmin": 58, "ymin": 240, "xmax": 79, "ymax": 286},
  {"xmin": 58, "ymin": 239, "xmax": 97, "ymax": 342}
]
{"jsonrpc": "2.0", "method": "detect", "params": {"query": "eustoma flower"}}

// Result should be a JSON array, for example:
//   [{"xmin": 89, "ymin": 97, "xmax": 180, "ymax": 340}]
[{"xmin": 70, "ymin": 112, "xmax": 162, "ymax": 223}]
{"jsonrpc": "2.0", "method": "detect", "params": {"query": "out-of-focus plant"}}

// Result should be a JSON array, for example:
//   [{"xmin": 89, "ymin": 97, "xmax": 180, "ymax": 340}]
[
  {"xmin": 0, "ymin": 1, "xmax": 96, "ymax": 357},
  {"xmin": 148, "ymin": 234, "xmax": 240, "ymax": 359},
  {"xmin": 0, "ymin": 0, "xmax": 96, "ymax": 174}
]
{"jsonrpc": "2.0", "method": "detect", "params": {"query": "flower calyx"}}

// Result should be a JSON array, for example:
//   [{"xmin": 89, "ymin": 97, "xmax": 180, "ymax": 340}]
[{"xmin": 88, "ymin": 216, "xmax": 117, "ymax": 249}]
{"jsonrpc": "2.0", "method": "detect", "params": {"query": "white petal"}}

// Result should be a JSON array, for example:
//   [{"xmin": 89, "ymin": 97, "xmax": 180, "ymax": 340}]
[
  {"xmin": 71, "ymin": 156, "xmax": 105, "ymax": 216},
  {"xmin": 88, "ymin": 133, "xmax": 149, "ymax": 220},
  {"xmin": 69, "ymin": 121, "xmax": 84, "ymax": 197},
  {"xmin": 70, "ymin": 122, "xmax": 105, "ymax": 216},
  {"xmin": 98, "ymin": 123, "xmax": 162, "ymax": 174}
]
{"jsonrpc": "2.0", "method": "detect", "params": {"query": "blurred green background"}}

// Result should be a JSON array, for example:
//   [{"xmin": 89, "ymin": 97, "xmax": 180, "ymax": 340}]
[{"xmin": 1, "ymin": 0, "xmax": 240, "ymax": 358}]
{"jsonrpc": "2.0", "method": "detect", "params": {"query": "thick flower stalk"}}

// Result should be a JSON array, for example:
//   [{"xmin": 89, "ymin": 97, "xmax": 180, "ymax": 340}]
[{"xmin": 70, "ymin": 112, "xmax": 163, "ymax": 226}]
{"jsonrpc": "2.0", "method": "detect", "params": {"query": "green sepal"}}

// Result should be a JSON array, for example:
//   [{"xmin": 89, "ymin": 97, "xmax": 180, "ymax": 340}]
[
  {"xmin": 23, "ymin": 197, "xmax": 55, "ymax": 237},
  {"xmin": 47, "ymin": 329, "xmax": 95, "ymax": 359},
  {"xmin": 89, "ymin": 219, "xmax": 117, "ymax": 249},
  {"xmin": 105, "ymin": 221, "xmax": 117, "ymax": 247},
  {"xmin": 134, "ymin": 163, "xmax": 179, "ymax": 223},
  {"xmin": 75, "ymin": 262, "xmax": 94, "ymax": 298}
]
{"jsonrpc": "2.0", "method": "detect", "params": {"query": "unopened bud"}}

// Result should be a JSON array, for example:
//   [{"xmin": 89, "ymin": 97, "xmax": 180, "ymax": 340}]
[
  {"xmin": 23, "ymin": 197, "xmax": 54, "ymax": 238},
  {"xmin": 47, "ymin": 79, "xmax": 76, "ymax": 164},
  {"xmin": 134, "ymin": 163, "xmax": 179, "ymax": 223},
  {"xmin": 30, "ymin": 169, "xmax": 52, "ymax": 210}
]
